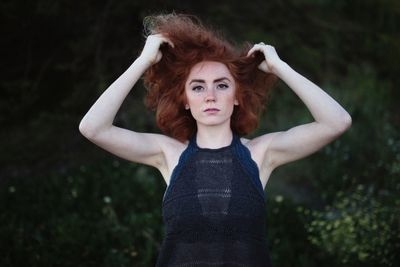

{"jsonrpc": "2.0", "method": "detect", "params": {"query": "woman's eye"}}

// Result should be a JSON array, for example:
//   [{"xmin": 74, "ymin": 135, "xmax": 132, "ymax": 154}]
[
  {"xmin": 192, "ymin": 86, "xmax": 204, "ymax": 92},
  {"xmin": 217, "ymin": 84, "xmax": 229, "ymax": 89}
]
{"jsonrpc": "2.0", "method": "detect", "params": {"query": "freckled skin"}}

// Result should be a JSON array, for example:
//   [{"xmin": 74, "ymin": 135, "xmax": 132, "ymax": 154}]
[{"xmin": 184, "ymin": 61, "xmax": 239, "ymax": 128}]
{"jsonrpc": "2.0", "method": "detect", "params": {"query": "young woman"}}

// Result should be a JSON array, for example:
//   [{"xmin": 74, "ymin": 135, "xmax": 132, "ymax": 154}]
[{"xmin": 79, "ymin": 13, "xmax": 351, "ymax": 267}]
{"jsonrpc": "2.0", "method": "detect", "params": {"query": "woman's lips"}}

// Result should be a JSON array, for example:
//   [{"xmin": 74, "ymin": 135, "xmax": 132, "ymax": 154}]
[{"xmin": 204, "ymin": 108, "xmax": 220, "ymax": 114}]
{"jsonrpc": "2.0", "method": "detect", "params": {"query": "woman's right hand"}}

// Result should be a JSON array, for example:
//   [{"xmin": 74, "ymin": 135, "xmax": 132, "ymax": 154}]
[{"xmin": 139, "ymin": 34, "xmax": 174, "ymax": 66}]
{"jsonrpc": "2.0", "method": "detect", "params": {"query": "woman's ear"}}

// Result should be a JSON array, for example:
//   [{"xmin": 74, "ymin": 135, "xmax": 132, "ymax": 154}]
[
  {"xmin": 185, "ymin": 103, "xmax": 190, "ymax": 110},
  {"xmin": 234, "ymin": 99, "xmax": 239, "ymax": 106}
]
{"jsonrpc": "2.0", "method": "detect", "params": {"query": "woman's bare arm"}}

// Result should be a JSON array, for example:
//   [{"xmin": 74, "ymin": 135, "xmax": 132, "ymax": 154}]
[
  {"xmin": 247, "ymin": 44, "xmax": 352, "ymax": 170},
  {"xmin": 78, "ymin": 34, "xmax": 176, "ymax": 169}
]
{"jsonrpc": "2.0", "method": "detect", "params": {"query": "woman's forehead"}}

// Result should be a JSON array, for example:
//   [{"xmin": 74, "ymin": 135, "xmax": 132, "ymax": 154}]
[{"xmin": 188, "ymin": 61, "xmax": 233, "ymax": 79}]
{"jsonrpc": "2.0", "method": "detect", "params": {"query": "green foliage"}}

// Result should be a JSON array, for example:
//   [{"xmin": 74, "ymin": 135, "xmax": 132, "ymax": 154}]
[
  {"xmin": 301, "ymin": 185, "xmax": 399, "ymax": 266},
  {"xmin": 266, "ymin": 194, "xmax": 336, "ymax": 267},
  {"xmin": 0, "ymin": 160, "xmax": 166, "ymax": 266},
  {"xmin": 292, "ymin": 63, "xmax": 400, "ymax": 267}
]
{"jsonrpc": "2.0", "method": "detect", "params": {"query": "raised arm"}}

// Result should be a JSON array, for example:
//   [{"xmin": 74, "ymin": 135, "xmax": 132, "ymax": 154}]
[
  {"xmin": 78, "ymin": 34, "xmax": 176, "ymax": 169},
  {"xmin": 247, "ymin": 43, "xmax": 352, "ymax": 171}
]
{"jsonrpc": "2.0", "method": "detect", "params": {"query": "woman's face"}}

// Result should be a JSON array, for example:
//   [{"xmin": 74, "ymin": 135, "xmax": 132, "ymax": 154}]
[{"xmin": 184, "ymin": 61, "xmax": 238, "ymax": 128}]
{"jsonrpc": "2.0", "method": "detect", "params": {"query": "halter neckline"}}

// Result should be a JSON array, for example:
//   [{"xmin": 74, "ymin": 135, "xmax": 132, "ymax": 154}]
[{"xmin": 190, "ymin": 133, "xmax": 238, "ymax": 152}]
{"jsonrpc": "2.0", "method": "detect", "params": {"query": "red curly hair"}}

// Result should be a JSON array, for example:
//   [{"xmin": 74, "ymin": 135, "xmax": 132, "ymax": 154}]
[{"xmin": 142, "ymin": 13, "xmax": 277, "ymax": 142}]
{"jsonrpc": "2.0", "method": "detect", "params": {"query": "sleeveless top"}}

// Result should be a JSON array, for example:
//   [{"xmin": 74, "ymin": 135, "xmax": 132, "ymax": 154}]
[{"xmin": 155, "ymin": 134, "xmax": 272, "ymax": 267}]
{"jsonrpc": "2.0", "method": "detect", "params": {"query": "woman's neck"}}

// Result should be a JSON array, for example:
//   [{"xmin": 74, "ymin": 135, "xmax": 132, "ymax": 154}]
[{"xmin": 195, "ymin": 125, "xmax": 233, "ymax": 149}]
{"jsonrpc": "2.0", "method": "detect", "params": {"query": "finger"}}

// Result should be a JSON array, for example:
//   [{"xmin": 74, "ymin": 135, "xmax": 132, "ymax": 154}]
[
  {"xmin": 246, "ymin": 45, "xmax": 262, "ymax": 57},
  {"xmin": 258, "ymin": 61, "xmax": 269, "ymax": 72},
  {"xmin": 159, "ymin": 36, "xmax": 175, "ymax": 48},
  {"xmin": 154, "ymin": 33, "xmax": 171, "ymax": 45},
  {"xmin": 165, "ymin": 38, "xmax": 175, "ymax": 48},
  {"xmin": 247, "ymin": 46, "xmax": 258, "ymax": 56}
]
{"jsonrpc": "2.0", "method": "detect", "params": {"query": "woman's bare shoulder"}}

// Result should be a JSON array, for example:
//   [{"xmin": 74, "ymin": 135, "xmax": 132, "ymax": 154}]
[
  {"xmin": 240, "ymin": 133, "xmax": 277, "ymax": 150},
  {"xmin": 155, "ymin": 134, "xmax": 189, "ymax": 183},
  {"xmin": 240, "ymin": 133, "xmax": 279, "ymax": 166},
  {"xmin": 239, "ymin": 134, "xmax": 279, "ymax": 189},
  {"xmin": 157, "ymin": 134, "xmax": 188, "ymax": 154}
]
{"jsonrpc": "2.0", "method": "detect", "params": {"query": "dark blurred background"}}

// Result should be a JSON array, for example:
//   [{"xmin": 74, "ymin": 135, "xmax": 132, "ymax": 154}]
[{"xmin": 1, "ymin": 0, "xmax": 399, "ymax": 266}]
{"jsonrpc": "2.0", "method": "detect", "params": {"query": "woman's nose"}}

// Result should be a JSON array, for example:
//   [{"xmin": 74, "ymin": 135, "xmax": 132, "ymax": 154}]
[{"xmin": 205, "ymin": 88, "xmax": 216, "ymax": 102}]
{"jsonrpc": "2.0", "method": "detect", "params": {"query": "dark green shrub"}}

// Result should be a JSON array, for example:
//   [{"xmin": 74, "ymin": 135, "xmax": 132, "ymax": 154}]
[
  {"xmin": 0, "ymin": 160, "xmax": 165, "ymax": 266},
  {"xmin": 301, "ymin": 185, "xmax": 399, "ymax": 266}
]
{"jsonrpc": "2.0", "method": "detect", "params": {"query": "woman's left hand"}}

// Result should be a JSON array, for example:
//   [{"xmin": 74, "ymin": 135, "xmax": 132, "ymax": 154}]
[{"xmin": 247, "ymin": 43, "xmax": 284, "ymax": 74}]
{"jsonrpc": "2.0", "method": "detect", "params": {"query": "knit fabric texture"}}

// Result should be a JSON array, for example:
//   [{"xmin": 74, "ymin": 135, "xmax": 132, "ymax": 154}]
[{"xmin": 156, "ymin": 134, "xmax": 272, "ymax": 267}]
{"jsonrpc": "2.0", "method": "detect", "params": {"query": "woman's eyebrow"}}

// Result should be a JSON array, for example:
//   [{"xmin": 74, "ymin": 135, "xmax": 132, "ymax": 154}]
[{"xmin": 189, "ymin": 77, "xmax": 231, "ymax": 84}]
